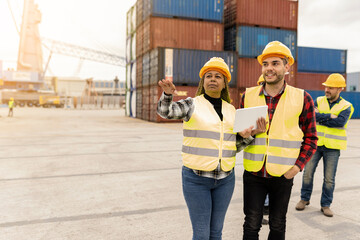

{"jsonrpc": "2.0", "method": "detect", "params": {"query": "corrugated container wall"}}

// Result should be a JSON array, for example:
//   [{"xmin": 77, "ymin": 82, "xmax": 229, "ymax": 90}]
[
  {"xmin": 295, "ymin": 72, "xmax": 346, "ymax": 91},
  {"xmin": 237, "ymin": 58, "xmax": 297, "ymax": 89},
  {"xmin": 139, "ymin": 0, "xmax": 224, "ymax": 25},
  {"xmin": 297, "ymin": 47, "xmax": 347, "ymax": 74},
  {"xmin": 224, "ymin": 26, "xmax": 297, "ymax": 59},
  {"xmin": 224, "ymin": 0, "xmax": 298, "ymax": 29},
  {"xmin": 346, "ymin": 72, "xmax": 360, "ymax": 92},
  {"xmin": 307, "ymin": 91, "xmax": 360, "ymax": 119},
  {"xmin": 138, "ymin": 17, "xmax": 224, "ymax": 57},
  {"xmin": 144, "ymin": 48, "xmax": 237, "ymax": 88}
]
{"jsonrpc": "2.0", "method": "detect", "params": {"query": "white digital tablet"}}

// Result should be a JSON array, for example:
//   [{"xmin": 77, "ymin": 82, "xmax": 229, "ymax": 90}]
[{"xmin": 233, "ymin": 105, "xmax": 268, "ymax": 132}]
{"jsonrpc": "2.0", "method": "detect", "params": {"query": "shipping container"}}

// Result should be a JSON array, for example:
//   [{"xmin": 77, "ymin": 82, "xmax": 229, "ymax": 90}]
[
  {"xmin": 135, "ymin": 23, "xmax": 143, "ymax": 58},
  {"xmin": 224, "ymin": 0, "xmax": 298, "ymax": 29},
  {"xmin": 136, "ymin": 55, "xmax": 143, "ymax": 88},
  {"xmin": 295, "ymin": 72, "xmax": 346, "ymax": 91},
  {"xmin": 146, "ymin": 86, "xmax": 239, "ymax": 122},
  {"xmin": 142, "ymin": 86, "xmax": 150, "ymax": 121},
  {"xmin": 126, "ymin": 62, "xmax": 136, "ymax": 90},
  {"xmin": 297, "ymin": 46, "xmax": 347, "ymax": 74},
  {"xmin": 136, "ymin": 88, "xmax": 142, "ymax": 118},
  {"xmin": 125, "ymin": 90, "xmax": 136, "ymax": 117},
  {"xmin": 144, "ymin": 47, "xmax": 237, "ymax": 87},
  {"xmin": 142, "ymin": 52, "xmax": 150, "ymax": 87},
  {"xmin": 126, "ymin": 4, "xmax": 136, "ymax": 36},
  {"xmin": 148, "ymin": 86, "xmax": 198, "ymax": 123},
  {"xmin": 306, "ymin": 90, "xmax": 360, "ymax": 119},
  {"xmin": 346, "ymin": 72, "xmax": 360, "ymax": 92},
  {"xmin": 224, "ymin": 26, "xmax": 297, "ymax": 59},
  {"xmin": 138, "ymin": 17, "xmax": 224, "ymax": 57},
  {"xmin": 139, "ymin": 0, "xmax": 224, "ymax": 25},
  {"xmin": 136, "ymin": 0, "xmax": 143, "ymax": 28},
  {"xmin": 236, "ymin": 58, "xmax": 297, "ymax": 89}
]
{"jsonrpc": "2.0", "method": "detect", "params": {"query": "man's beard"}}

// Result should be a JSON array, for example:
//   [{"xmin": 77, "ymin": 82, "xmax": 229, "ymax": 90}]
[{"xmin": 265, "ymin": 73, "xmax": 284, "ymax": 85}]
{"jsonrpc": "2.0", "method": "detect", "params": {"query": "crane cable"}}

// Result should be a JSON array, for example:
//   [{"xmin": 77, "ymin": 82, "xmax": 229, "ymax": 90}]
[{"xmin": 6, "ymin": 0, "xmax": 20, "ymax": 35}]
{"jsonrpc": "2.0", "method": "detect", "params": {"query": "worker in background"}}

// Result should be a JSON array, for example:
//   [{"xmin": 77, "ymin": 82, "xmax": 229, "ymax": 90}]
[
  {"xmin": 240, "ymin": 41, "xmax": 318, "ymax": 240},
  {"xmin": 157, "ymin": 57, "xmax": 266, "ymax": 239},
  {"xmin": 296, "ymin": 74, "xmax": 354, "ymax": 217},
  {"xmin": 8, "ymin": 97, "xmax": 14, "ymax": 117}
]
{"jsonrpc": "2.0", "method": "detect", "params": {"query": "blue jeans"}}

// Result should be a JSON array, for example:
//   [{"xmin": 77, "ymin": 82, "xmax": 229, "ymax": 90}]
[
  {"xmin": 243, "ymin": 170, "xmax": 293, "ymax": 240},
  {"xmin": 300, "ymin": 146, "xmax": 340, "ymax": 207},
  {"xmin": 182, "ymin": 166, "xmax": 235, "ymax": 240}
]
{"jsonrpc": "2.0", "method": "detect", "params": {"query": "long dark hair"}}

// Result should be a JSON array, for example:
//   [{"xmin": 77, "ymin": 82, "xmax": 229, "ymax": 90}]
[{"xmin": 195, "ymin": 74, "xmax": 231, "ymax": 103}]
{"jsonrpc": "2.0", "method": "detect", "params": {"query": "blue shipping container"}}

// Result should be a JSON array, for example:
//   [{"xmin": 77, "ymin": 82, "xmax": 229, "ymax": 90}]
[
  {"xmin": 142, "ymin": 0, "xmax": 224, "ymax": 23},
  {"xmin": 225, "ymin": 26, "xmax": 297, "ymax": 59},
  {"xmin": 148, "ymin": 47, "xmax": 237, "ymax": 88},
  {"xmin": 297, "ymin": 47, "xmax": 347, "ymax": 74},
  {"xmin": 307, "ymin": 90, "xmax": 360, "ymax": 119}
]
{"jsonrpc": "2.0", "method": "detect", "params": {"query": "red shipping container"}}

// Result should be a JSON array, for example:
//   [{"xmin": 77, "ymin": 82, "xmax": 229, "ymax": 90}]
[
  {"xmin": 140, "ymin": 17, "xmax": 224, "ymax": 57},
  {"xmin": 295, "ymin": 72, "xmax": 346, "ymax": 91},
  {"xmin": 237, "ymin": 58, "xmax": 262, "ymax": 88},
  {"xmin": 135, "ymin": 23, "xmax": 143, "ymax": 58},
  {"xmin": 136, "ymin": 55, "xmax": 143, "ymax": 88},
  {"xmin": 237, "ymin": 58, "xmax": 297, "ymax": 89},
  {"xmin": 224, "ymin": 0, "xmax": 298, "ymax": 30}
]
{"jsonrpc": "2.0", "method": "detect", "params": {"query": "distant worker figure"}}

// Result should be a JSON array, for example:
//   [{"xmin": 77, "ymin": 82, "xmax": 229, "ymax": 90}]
[
  {"xmin": 8, "ymin": 97, "xmax": 14, "ymax": 117},
  {"xmin": 157, "ymin": 57, "xmax": 266, "ymax": 239},
  {"xmin": 296, "ymin": 74, "xmax": 354, "ymax": 217},
  {"xmin": 240, "ymin": 41, "xmax": 318, "ymax": 240}
]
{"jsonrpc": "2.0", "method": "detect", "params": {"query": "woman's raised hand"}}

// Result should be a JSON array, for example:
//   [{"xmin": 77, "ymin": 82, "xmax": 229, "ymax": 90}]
[{"xmin": 158, "ymin": 78, "xmax": 176, "ymax": 95}]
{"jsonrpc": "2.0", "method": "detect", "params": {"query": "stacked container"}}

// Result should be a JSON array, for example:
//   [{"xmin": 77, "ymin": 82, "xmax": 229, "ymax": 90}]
[
  {"xmin": 295, "ymin": 46, "xmax": 347, "ymax": 90},
  {"xmin": 125, "ymin": 5, "xmax": 137, "ymax": 117},
  {"xmin": 129, "ymin": 0, "xmax": 240, "ymax": 122},
  {"xmin": 224, "ymin": 0, "xmax": 298, "ymax": 90}
]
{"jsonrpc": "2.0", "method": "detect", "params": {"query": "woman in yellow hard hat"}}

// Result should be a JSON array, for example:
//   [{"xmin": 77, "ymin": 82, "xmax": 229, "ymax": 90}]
[{"xmin": 157, "ymin": 57, "xmax": 266, "ymax": 239}]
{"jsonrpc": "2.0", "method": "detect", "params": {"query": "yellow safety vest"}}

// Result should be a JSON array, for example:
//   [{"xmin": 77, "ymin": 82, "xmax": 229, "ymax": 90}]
[
  {"xmin": 8, "ymin": 100, "xmax": 14, "ymax": 108},
  {"xmin": 243, "ymin": 85, "xmax": 304, "ymax": 177},
  {"xmin": 316, "ymin": 96, "xmax": 354, "ymax": 150},
  {"xmin": 182, "ymin": 95, "xmax": 237, "ymax": 171}
]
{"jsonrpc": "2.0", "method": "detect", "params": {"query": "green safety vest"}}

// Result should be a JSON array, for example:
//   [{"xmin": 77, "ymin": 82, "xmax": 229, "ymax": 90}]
[
  {"xmin": 243, "ymin": 85, "xmax": 304, "ymax": 177},
  {"xmin": 316, "ymin": 96, "xmax": 354, "ymax": 150},
  {"xmin": 182, "ymin": 95, "xmax": 237, "ymax": 171}
]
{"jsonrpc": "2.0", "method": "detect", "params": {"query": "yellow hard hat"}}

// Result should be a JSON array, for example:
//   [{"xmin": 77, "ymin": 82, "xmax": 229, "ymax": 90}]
[
  {"xmin": 199, "ymin": 57, "xmax": 231, "ymax": 82},
  {"xmin": 10, "ymin": 97, "xmax": 14, "ymax": 100},
  {"xmin": 257, "ymin": 41, "xmax": 294, "ymax": 66},
  {"xmin": 322, "ymin": 73, "xmax": 346, "ymax": 88},
  {"xmin": 257, "ymin": 75, "xmax": 265, "ymax": 85}
]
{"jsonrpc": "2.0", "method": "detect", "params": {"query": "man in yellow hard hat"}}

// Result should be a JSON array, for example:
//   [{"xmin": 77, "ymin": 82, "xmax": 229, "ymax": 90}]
[
  {"xmin": 239, "ymin": 41, "xmax": 318, "ymax": 240},
  {"xmin": 8, "ymin": 97, "xmax": 14, "ymax": 117},
  {"xmin": 296, "ymin": 73, "xmax": 354, "ymax": 217}
]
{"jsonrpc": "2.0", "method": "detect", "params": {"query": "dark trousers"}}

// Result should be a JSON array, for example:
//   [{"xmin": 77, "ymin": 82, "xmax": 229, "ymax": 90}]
[
  {"xmin": 243, "ymin": 170, "xmax": 294, "ymax": 240},
  {"xmin": 8, "ymin": 108, "xmax": 13, "ymax": 117}
]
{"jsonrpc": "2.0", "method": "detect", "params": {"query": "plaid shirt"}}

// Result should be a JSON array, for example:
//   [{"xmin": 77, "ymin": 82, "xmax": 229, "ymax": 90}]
[
  {"xmin": 158, "ymin": 92, "xmax": 253, "ymax": 179},
  {"xmin": 241, "ymin": 83, "xmax": 318, "ymax": 178}
]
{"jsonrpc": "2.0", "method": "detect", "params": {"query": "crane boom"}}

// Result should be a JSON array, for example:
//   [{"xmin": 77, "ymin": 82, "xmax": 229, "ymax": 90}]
[{"xmin": 42, "ymin": 38, "xmax": 126, "ymax": 67}]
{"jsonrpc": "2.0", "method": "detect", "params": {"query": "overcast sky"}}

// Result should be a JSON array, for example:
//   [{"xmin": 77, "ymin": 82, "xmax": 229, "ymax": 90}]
[{"xmin": 0, "ymin": 0, "xmax": 359, "ymax": 81}]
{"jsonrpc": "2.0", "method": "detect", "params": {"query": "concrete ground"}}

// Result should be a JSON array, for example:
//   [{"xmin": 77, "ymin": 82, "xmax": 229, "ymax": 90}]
[{"xmin": 0, "ymin": 107, "xmax": 359, "ymax": 240}]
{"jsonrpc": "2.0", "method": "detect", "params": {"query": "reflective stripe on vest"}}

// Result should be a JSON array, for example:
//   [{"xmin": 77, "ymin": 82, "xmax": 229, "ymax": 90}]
[
  {"xmin": 182, "ymin": 95, "xmax": 237, "ymax": 171},
  {"xmin": 316, "ymin": 96, "xmax": 354, "ymax": 150},
  {"xmin": 243, "ymin": 85, "xmax": 304, "ymax": 177}
]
